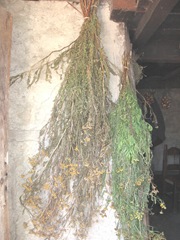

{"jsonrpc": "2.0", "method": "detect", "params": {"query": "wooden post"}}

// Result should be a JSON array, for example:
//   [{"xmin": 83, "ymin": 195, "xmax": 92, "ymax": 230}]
[{"xmin": 0, "ymin": 6, "xmax": 12, "ymax": 240}]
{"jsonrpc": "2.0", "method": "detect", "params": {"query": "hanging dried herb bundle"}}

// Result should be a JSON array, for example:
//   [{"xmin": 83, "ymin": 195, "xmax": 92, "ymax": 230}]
[
  {"xmin": 10, "ymin": 1, "xmax": 164, "ymax": 239},
  {"xmin": 111, "ymin": 82, "xmax": 152, "ymax": 239},
  {"xmin": 110, "ymin": 55, "xmax": 165, "ymax": 239},
  {"xmin": 15, "ymin": 1, "xmax": 112, "ymax": 239}
]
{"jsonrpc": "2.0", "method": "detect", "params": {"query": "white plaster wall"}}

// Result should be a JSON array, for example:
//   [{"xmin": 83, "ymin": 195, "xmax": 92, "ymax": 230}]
[{"xmin": 1, "ymin": 0, "xmax": 126, "ymax": 239}]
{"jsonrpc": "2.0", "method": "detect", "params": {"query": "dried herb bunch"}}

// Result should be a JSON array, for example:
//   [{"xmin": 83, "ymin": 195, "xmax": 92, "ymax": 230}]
[
  {"xmin": 11, "ymin": 1, "xmax": 164, "ymax": 239},
  {"xmin": 110, "ymin": 56, "xmax": 163, "ymax": 239},
  {"xmin": 17, "ymin": 1, "xmax": 111, "ymax": 239},
  {"xmin": 111, "ymin": 82, "xmax": 152, "ymax": 239}
]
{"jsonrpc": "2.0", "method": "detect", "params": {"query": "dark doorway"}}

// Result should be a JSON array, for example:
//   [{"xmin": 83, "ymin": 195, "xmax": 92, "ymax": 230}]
[{"xmin": 136, "ymin": 63, "xmax": 180, "ymax": 240}]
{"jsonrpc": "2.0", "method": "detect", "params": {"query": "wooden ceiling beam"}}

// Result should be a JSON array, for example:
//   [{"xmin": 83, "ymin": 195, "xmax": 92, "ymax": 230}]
[
  {"xmin": 110, "ymin": 0, "xmax": 138, "ymax": 22},
  {"xmin": 164, "ymin": 67, "xmax": 180, "ymax": 80},
  {"xmin": 137, "ymin": 76, "xmax": 180, "ymax": 89},
  {"xmin": 134, "ymin": 0, "xmax": 179, "ymax": 48},
  {"xmin": 111, "ymin": 0, "xmax": 137, "ymax": 11},
  {"xmin": 138, "ymin": 38, "xmax": 180, "ymax": 63}
]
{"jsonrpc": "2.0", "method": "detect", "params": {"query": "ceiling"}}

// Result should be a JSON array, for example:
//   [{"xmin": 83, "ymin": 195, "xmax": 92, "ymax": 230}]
[{"xmin": 110, "ymin": 0, "xmax": 180, "ymax": 88}]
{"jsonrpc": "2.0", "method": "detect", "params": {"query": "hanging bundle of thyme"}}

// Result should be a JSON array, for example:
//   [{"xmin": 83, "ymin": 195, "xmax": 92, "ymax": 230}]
[
  {"xmin": 16, "ymin": 1, "xmax": 112, "ymax": 239},
  {"xmin": 110, "ymin": 83, "xmax": 152, "ymax": 239},
  {"xmin": 110, "ymin": 55, "xmax": 160, "ymax": 239}
]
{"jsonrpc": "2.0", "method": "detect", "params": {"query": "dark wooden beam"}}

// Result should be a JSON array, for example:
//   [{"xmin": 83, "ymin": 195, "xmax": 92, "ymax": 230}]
[
  {"xmin": 134, "ymin": 0, "xmax": 180, "ymax": 48},
  {"xmin": 137, "ymin": 76, "xmax": 180, "ymax": 89},
  {"xmin": 138, "ymin": 37, "xmax": 180, "ymax": 63},
  {"xmin": 111, "ymin": 0, "xmax": 137, "ymax": 11},
  {"xmin": 160, "ymin": 13, "xmax": 180, "ymax": 29},
  {"xmin": 110, "ymin": 0, "xmax": 137, "ymax": 22},
  {"xmin": 0, "ymin": 6, "xmax": 12, "ymax": 240},
  {"xmin": 137, "ymin": 67, "xmax": 180, "ymax": 89},
  {"xmin": 158, "ymin": 28, "xmax": 180, "ymax": 37},
  {"xmin": 164, "ymin": 67, "xmax": 180, "ymax": 80}
]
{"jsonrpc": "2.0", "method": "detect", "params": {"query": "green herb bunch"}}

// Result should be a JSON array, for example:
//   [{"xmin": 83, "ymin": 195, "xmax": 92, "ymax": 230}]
[{"xmin": 110, "ymin": 60, "xmax": 152, "ymax": 239}]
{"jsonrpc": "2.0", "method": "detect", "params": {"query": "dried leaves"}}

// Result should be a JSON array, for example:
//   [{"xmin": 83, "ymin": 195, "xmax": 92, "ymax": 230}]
[
  {"xmin": 12, "ymin": 1, "xmax": 163, "ymax": 239},
  {"xmin": 20, "ymin": 4, "xmax": 111, "ymax": 239}
]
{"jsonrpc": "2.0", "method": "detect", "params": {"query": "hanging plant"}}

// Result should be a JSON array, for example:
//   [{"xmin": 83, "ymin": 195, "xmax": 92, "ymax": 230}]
[
  {"xmin": 10, "ymin": 1, "xmax": 165, "ymax": 239},
  {"xmin": 110, "ymin": 55, "xmax": 165, "ymax": 239},
  {"xmin": 144, "ymin": 91, "xmax": 155, "ymax": 105},
  {"xmin": 161, "ymin": 93, "xmax": 171, "ymax": 109},
  {"xmin": 11, "ymin": 1, "xmax": 114, "ymax": 239}
]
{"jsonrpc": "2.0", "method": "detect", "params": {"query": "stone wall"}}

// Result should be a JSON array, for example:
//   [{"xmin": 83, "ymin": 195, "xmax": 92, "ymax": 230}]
[{"xmin": 1, "ymin": 0, "xmax": 126, "ymax": 239}]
